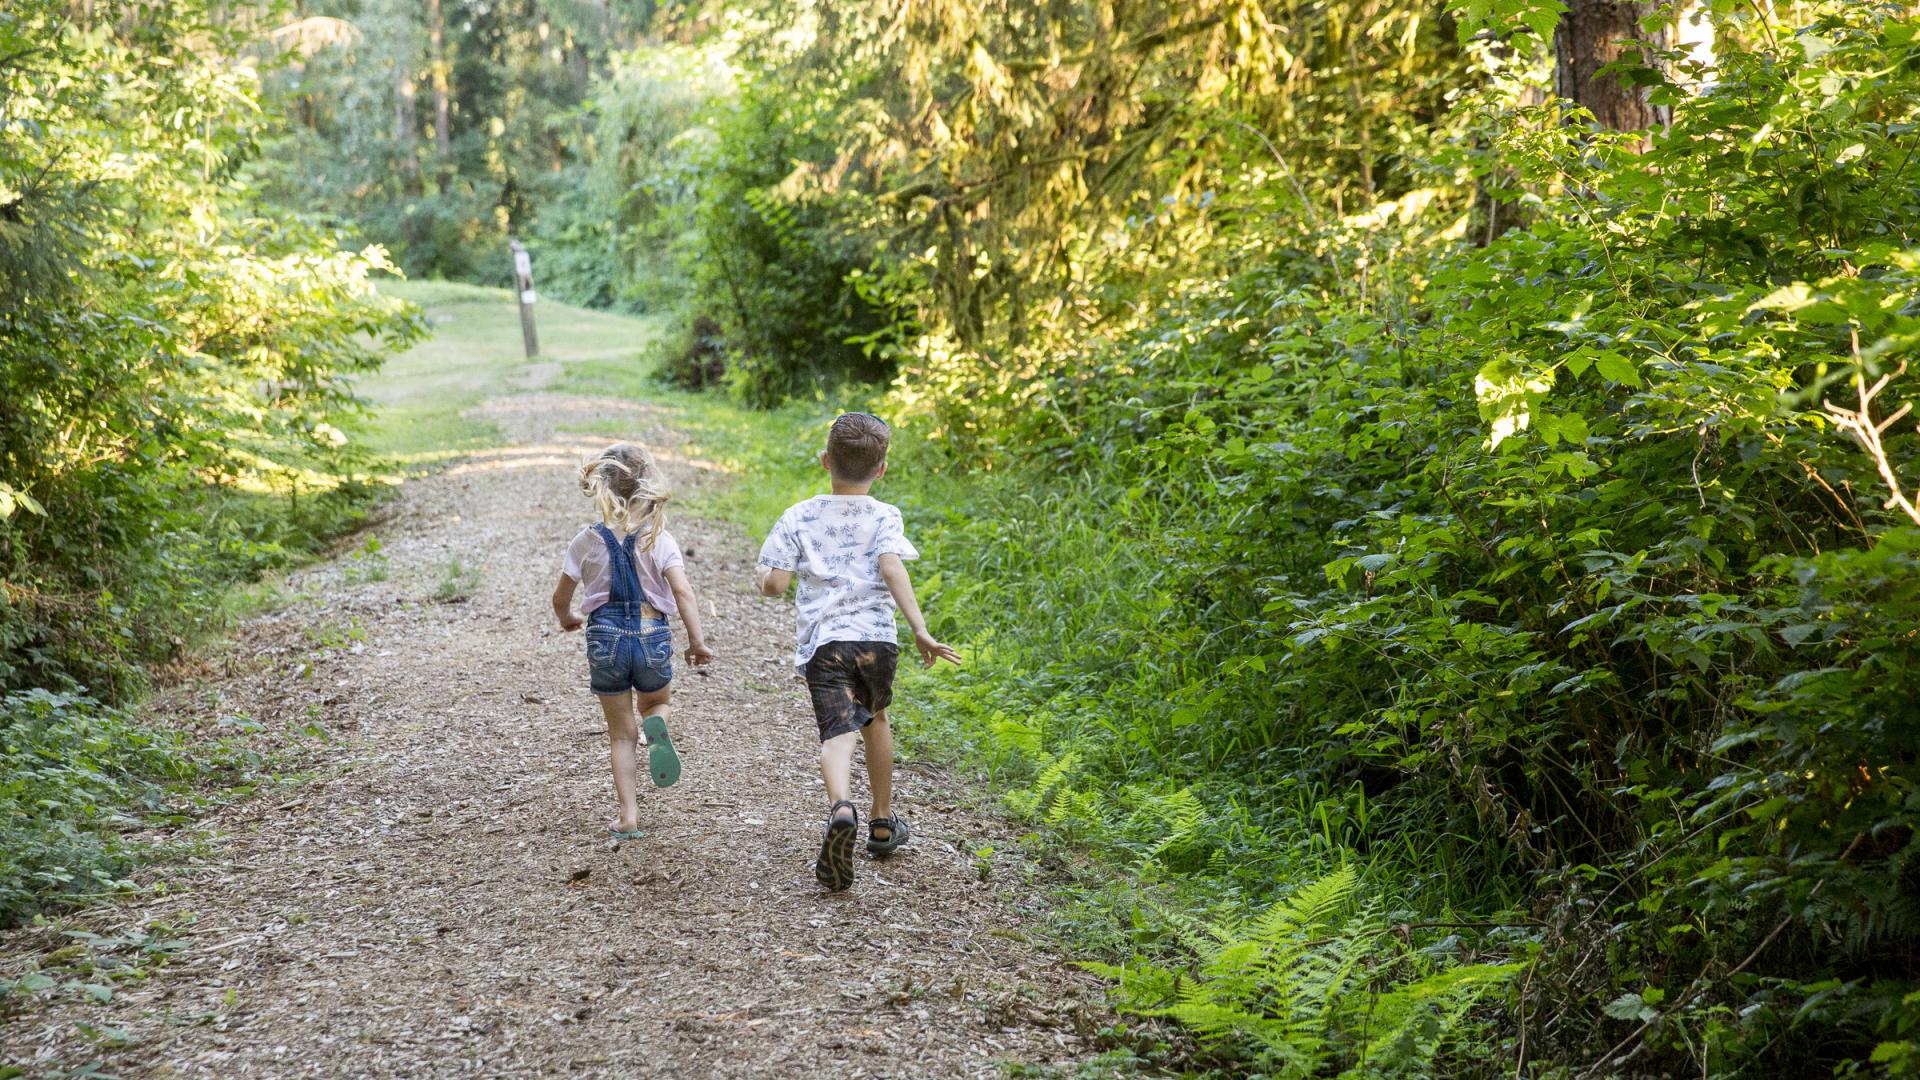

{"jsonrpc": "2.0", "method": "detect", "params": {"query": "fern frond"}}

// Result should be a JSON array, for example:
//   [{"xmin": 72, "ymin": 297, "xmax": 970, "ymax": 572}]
[
  {"xmin": 1255, "ymin": 864, "xmax": 1359, "ymax": 943},
  {"xmin": 1346, "ymin": 961, "xmax": 1527, "ymax": 1076},
  {"xmin": 1083, "ymin": 869, "xmax": 1517, "ymax": 1078},
  {"xmin": 1008, "ymin": 749, "xmax": 1080, "ymax": 818}
]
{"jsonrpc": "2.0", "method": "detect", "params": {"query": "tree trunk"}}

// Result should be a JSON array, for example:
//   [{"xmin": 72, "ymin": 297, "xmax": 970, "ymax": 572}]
[
  {"xmin": 427, "ymin": 0, "xmax": 452, "ymax": 157},
  {"xmin": 394, "ymin": 60, "xmax": 420, "ymax": 190},
  {"xmin": 1554, "ymin": 0, "xmax": 1669, "ymax": 132}
]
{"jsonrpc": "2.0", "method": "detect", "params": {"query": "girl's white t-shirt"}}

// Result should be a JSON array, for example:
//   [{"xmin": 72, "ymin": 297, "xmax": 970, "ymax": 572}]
[
  {"xmin": 756, "ymin": 494, "xmax": 919, "ymax": 668},
  {"xmin": 561, "ymin": 525, "xmax": 684, "ymax": 616}
]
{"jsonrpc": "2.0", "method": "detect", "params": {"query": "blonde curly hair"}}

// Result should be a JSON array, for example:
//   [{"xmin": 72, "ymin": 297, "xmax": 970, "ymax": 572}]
[{"xmin": 580, "ymin": 442, "xmax": 669, "ymax": 551}]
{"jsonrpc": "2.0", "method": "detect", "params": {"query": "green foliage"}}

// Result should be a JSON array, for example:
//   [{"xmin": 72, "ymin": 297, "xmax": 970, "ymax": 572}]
[
  {"xmin": 535, "ymin": 43, "xmax": 733, "ymax": 312},
  {"xmin": 257, "ymin": 0, "xmax": 654, "ymax": 282},
  {"xmin": 658, "ymin": 1, "xmax": 1920, "ymax": 1073},
  {"xmin": 619, "ymin": 0, "xmax": 1468, "ymax": 420},
  {"xmin": 1, "ymin": 0, "xmax": 422, "ymax": 694},
  {"xmin": 1447, "ymin": 0, "xmax": 1565, "ymax": 42},
  {"xmin": 675, "ymin": 74, "xmax": 900, "ymax": 403},
  {"xmin": 1087, "ymin": 869, "xmax": 1521, "ymax": 1075},
  {"xmin": 341, "ymin": 537, "xmax": 390, "ymax": 585},
  {"xmin": 0, "ymin": 691, "xmax": 197, "ymax": 927},
  {"xmin": 431, "ymin": 556, "xmax": 483, "ymax": 602},
  {"xmin": 1, "ymin": 920, "xmax": 191, "ymax": 1010},
  {"xmin": 0, "ymin": 0, "xmax": 418, "ymax": 924}
]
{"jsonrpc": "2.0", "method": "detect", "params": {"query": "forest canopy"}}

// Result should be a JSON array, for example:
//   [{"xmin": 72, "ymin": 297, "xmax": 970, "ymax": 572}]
[{"xmin": 8, "ymin": 0, "xmax": 1920, "ymax": 1075}]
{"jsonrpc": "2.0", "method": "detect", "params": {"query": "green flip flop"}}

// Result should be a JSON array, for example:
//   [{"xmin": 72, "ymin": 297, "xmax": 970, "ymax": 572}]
[{"xmin": 642, "ymin": 713, "xmax": 681, "ymax": 788}]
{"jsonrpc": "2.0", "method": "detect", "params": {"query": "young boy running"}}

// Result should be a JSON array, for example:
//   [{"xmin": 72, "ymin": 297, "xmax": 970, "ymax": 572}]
[{"xmin": 753, "ymin": 412, "xmax": 961, "ymax": 892}]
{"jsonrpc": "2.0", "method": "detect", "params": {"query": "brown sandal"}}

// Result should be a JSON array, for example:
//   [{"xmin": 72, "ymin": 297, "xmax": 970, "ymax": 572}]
[
  {"xmin": 815, "ymin": 801, "xmax": 857, "ymax": 891},
  {"xmin": 867, "ymin": 816, "xmax": 909, "ymax": 856}
]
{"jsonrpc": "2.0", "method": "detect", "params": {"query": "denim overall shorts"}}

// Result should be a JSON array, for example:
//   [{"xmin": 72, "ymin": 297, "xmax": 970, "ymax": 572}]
[{"xmin": 585, "ymin": 524, "xmax": 673, "ymax": 695}]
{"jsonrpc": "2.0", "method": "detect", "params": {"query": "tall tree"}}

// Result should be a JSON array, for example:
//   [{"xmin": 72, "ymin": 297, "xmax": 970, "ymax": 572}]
[
  {"xmin": 427, "ymin": 0, "xmax": 452, "ymax": 156},
  {"xmin": 1554, "ymin": 0, "xmax": 1668, "ymax": 131},
  {"xmin": 394, "ymin": 57, "xmax": 420, "ymax": 188}
]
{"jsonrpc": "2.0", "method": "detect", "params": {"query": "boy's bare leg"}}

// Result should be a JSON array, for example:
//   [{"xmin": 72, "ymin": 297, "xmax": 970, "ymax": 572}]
[
  {"xmin": 862, "ymin": 711, "xmax": 894, "ymax": 840},
  {"xmin": 599, "ymin": 692, "xmax": 640, "ymax": 832},
  {"xmin": 819, "ymin": 731, "xmax": 859, "ymax": 824}
]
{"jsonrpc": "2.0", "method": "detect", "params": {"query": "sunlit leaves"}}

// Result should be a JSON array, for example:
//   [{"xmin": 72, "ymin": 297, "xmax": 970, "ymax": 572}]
[
  {"xmin": 1, "ymin": 0, "xmax": 419, "ymax": 693},
  {"xmin": 1446, "ymin": 0, "xmax": 1566, "ymax": 43},
  {"xmin": 1474, "ymin": 357, "xmax": 1554, "ymax": 447},
  {"xmin": 0, "ymin": 484, "xmax": 46, "ymax": 520}
]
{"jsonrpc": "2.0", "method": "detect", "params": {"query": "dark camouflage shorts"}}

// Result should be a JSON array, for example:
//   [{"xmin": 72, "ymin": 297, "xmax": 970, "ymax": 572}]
[{"xmin": 804, "ymin": 641, "xmax": 899, "ymax": 742}]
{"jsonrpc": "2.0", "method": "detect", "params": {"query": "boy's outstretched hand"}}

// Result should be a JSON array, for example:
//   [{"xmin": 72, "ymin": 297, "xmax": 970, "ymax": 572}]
[{"xmin": 913, "ymin": 630, "xmax": 962, "ymax": 668}]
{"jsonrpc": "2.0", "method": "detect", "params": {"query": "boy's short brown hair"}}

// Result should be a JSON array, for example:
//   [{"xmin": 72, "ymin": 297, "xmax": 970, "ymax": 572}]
[{"xmin": 825, "ymin": 412, "xmax": 890, "ymax": 482}]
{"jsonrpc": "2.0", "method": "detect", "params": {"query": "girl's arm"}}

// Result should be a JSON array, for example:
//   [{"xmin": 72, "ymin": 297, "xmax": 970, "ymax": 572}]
[
  {"xmin": 665, "ymin": 566, "xmax": 714, "ymax": 665},
  {"xmin": 878, "ymin": 554, "xmax": 962, "ymax": 668},
  {"xmin": 553, "ymin": 573, "xmax": 583, "ymax": 631}
]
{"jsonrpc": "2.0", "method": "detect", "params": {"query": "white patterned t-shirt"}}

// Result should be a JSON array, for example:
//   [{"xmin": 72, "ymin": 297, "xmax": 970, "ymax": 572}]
[{"xmin": 757, "ymin": 494, "xmax": 920, "ymax": 668}]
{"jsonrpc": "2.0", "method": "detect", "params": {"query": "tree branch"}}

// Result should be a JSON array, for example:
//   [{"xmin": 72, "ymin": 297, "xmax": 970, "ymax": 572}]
[{"xmin": 1823, "ymin": 329, "xmax": 1920, "ymax": 527}]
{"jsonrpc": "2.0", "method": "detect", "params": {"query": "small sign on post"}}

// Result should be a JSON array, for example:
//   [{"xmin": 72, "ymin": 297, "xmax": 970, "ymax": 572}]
[{"xmin": 509, "ymin": 238, "xmax": 540, "ymax": 359}]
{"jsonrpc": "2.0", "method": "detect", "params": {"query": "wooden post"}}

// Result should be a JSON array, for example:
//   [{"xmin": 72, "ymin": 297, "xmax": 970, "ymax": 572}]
[{"xmin": 510, "ymin": 239, "xmax": 539, "ymax": 359}]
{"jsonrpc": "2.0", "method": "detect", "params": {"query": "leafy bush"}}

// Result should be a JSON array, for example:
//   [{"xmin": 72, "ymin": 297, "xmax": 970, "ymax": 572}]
[
  {"xmin": 681, "ymin": 76, "xmax": 901, "ymax": 404},
  {"xmin": 0, "ymin": 1, "xmax": 418, "ymax": 922},
  {"xmin": 841, "ymin": 4, "xmax": 1920, "ymax": 1072},
  {"xmin": 0, "ymin": 691, "xmax": 198, "ymax": 927},
  {"xmin": 1, "ymin": 1, "xmax": 422, "ymax": 695},
  {"xmin": 535, "ymin": 43, "xmax": 734, "ymax": 313}
]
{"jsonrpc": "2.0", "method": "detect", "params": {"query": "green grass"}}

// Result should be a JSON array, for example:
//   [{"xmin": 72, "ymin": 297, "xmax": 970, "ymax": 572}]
[
  {"xmin": 356, "ymin": 279, "xmax": 665, "ymax": 465},
  {"xmin": 430, "ymin": 556, "xmax": 483, "ymax": 603}
]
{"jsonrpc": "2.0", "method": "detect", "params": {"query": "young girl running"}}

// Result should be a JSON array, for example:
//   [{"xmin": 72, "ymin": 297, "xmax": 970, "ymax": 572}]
[{"xmin": 551, "ymin": 443, "xmax": 714, "ymax": 838}]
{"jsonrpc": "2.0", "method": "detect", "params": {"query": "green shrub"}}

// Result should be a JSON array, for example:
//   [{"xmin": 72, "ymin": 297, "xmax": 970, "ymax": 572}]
[
  {"xmin": 0, "ymin": 691, "xmax": 199, "ymax": 927},
  {"xmin": 862, "ymin": 4, "xmax": 1920, "ymax": 1071},
  {"xmin": 684, "ymin": 78, "xmax": 901, "ymax": 404},
  {"xmin": 0, "ymin": 1, "xmax": 421, "ymax": 697},
  {"xmin": 1088, "ymin": 868, "xmax": 1523, "ymax": 1076},
  {"xmin": 0, "ymin": 1, "xmax": 418, "ymax": 925},
  {"xmin": 536, "ymin": 43, "xmax": 734, "ymax": 314}
]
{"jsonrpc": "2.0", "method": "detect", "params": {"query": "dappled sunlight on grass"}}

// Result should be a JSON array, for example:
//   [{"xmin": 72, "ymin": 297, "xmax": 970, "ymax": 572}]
[
  {"xmin": 442, "ymin": 454, "xmax": 593, "ymax": 478},
  {"xmin": 436, "ymin": 440, "xmax": 661, "ymax": 479},
  {"xmin": 358, "ymin": 280, "xmax": 805, "ymax": 513}
]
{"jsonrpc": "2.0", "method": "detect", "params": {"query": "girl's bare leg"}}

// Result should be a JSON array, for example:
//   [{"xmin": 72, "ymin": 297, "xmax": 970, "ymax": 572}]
[
  {"xmin": 599, "ymin": 692, "xmax": 640, "ymax": 831},
  {"xmin": 636, "ymin": 685, "xmax": 671, "ymax": 726}
]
